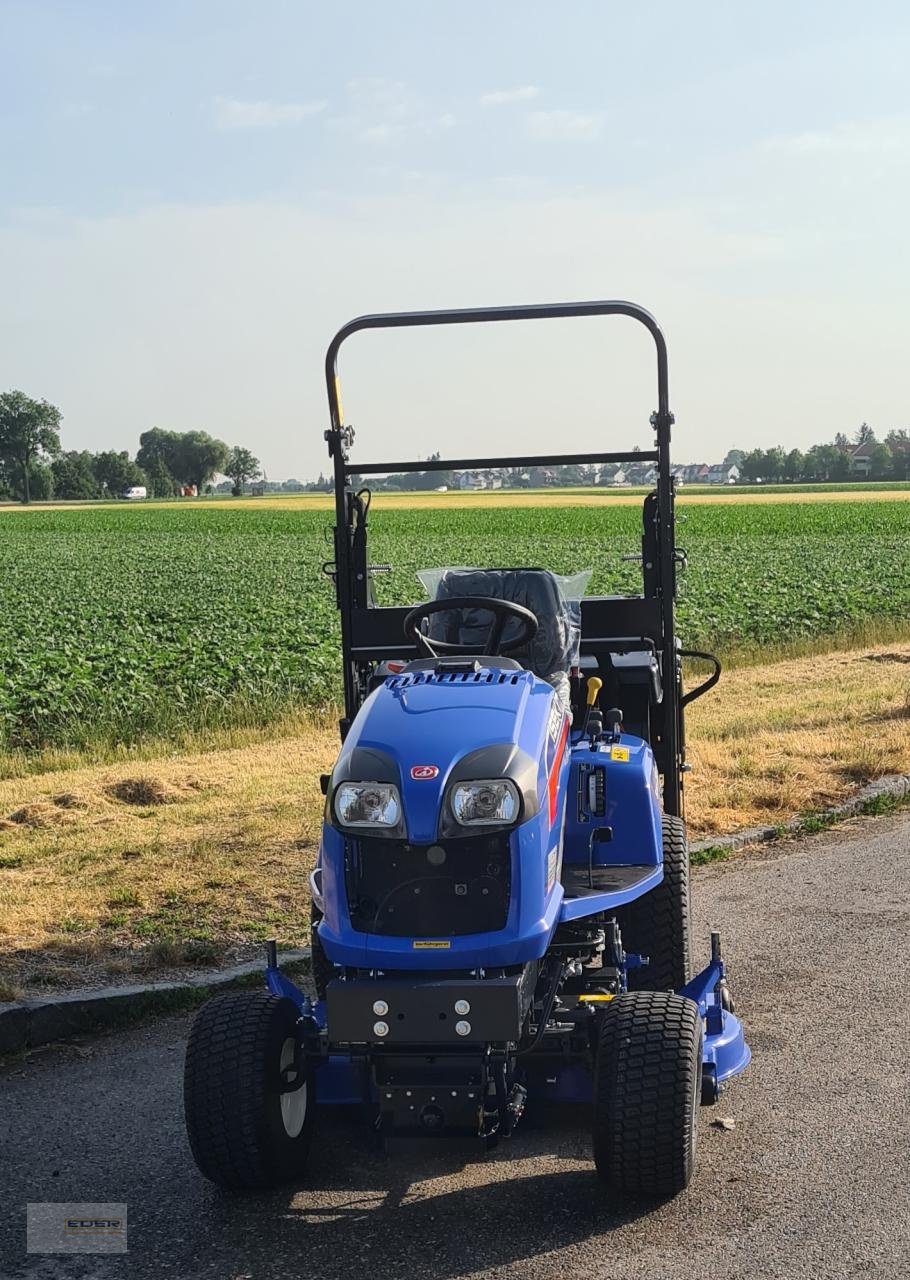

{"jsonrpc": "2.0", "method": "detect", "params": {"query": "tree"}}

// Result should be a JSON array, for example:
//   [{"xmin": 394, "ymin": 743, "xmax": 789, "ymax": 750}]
[
  {"xmin": 829, "ymin": 447, "xmax": 852, "ymax": 481},
  {"xmin": 885, "ymin": 430, "xmax": 910, "ymax": 480},
  {"xmin": 865, "ymin": 442, "xmax": 893, "ymax": 481},
  {"xmin": 51, "ymin": 450, "xmax": 100, "ymax": 499},
  {"xmin": 722, "ymin": 448, "xmax": 745, "ymax": 468},
  {"xmin": 0, "ymin": 390, "xmax": 62, "ymax": 503},
  {"xmin": 137, "ymin": 428, "xmax": 181, "ymax": 493},
  {"xmin": 92, "ymin": 450, "xmax": 146, "ymax": 497},
  {"xmin": 173, "ymin": 431, "xmax": 229, "ymax": 493},
  {"xmin": 225, "ymin": 446, "xmax": 261, "ymax": 496},
  {"xmin": 783, "ymin": 448, "xmax": 804, "ymax": 482},
  {"xmin": 25, "ymin": 464, "xmax": 55, "ymax": 500},
  {"xmin": 760, "ymin": 447, "xmax": 786, "ymax": 482},
  {"xmin": 144, "ymin": 453, "xmax": 178, "ymax": 498},
  {"xmin": 804, "ymin": 443, "xmax": 850, "ymax": 482},
  {"xmin": 854, "ymin": 422, "xmax": 875, "ymax": 445},
  {"xmin": 740, "ymin": 449, "xmax": 764, "ymax": 482},
  {"xmin": 137, "ymin": 427, "xmax": 229, "ymax": 494}
]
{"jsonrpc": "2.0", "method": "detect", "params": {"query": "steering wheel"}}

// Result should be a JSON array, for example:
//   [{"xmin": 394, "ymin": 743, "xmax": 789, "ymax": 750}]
[{"xmin": 403, "ymin": 596, "xmax": 539, "ymax": 658}]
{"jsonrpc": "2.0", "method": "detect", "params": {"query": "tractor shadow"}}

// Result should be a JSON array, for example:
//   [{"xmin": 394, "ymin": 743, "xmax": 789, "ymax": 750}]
[{"xmin": 207, "ymin": 1104, "xmax": 662, "ymax": 1278}]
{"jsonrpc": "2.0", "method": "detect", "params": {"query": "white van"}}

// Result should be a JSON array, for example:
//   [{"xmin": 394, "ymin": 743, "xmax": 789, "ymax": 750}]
[{"xmin": 123, "ymin": 486, "xmax": 147, "ymax": 500}]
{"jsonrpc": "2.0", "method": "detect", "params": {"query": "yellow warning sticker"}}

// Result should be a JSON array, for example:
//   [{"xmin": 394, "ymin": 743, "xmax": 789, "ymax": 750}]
[
  {"xmin": 610, "ymin": 746, "xmax": 630, "ymax": 762},
  {"xmin": 334, "ymin": 376, "xmax": 344, "ymax": 424},
  {"xmin": 412, "ymin": 939, "xmax": 451, "ymax": 950}
]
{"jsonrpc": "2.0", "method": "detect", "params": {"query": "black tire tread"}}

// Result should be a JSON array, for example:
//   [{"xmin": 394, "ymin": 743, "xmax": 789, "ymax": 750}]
[
  {"xmin": 593, "ymin": 990, "xmax": 702, "ymax": 1197},
  {"xmin": 615, "ymin": 815, "xmax": 690, "ymax": 990},
  {"xmin": 184, "ymin": 991, "xmax": 312, "ymax": 1190}
]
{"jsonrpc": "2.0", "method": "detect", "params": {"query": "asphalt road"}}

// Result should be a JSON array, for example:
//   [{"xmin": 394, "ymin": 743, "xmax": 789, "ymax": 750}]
[{"xmin": 2, "ymin": 813, "xmax": 909, "ymax": 1280}]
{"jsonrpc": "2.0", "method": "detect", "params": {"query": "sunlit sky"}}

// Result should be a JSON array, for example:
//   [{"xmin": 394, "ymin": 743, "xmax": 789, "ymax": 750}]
[{"xmin": 2, "ymin": 1, "xmax": 909, "ymax": 479}]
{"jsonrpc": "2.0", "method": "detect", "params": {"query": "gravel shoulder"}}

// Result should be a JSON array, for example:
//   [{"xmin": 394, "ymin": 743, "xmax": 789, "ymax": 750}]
[{"xmin": 1, "ymin": 812, "xmax": 909, "ymax": 1280}]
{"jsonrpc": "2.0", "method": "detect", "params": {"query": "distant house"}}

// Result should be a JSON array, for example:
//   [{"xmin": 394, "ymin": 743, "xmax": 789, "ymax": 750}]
[
  {"xmin": 610, "ymin": 468, "xmax": 629, "ymax": 486},
  {"xmin": 707, "ymin": 464, "xmax": 740, "ymax": 485},
  {"xmin": 848, "ymin": 441, "xmax": 875, "ymax": 477},
  {"xmin": 455, "ymin": 470, "xmax": 502, "ymax": 491}
]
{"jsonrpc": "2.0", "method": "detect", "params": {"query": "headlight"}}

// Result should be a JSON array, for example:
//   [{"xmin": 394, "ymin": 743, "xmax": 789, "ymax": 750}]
[
  {"xmin": 334, "ymin": 782, "xmax": 401, "ymax": 828},
  {"xmin": 450, "ymin": 779, "xmax": 520, "ymax": 826}
]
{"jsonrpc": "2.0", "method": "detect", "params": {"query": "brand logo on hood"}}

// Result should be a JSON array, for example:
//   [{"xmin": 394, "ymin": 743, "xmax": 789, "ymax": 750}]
[{"xmin": 410, "ymin": 764, "xmax": 440, "ymax": 780}]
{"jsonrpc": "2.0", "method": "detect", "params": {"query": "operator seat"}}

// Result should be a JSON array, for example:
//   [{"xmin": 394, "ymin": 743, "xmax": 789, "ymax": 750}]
[{"xmin": 427, "ymin": 568, "xmax": 577, "ymax": 709}]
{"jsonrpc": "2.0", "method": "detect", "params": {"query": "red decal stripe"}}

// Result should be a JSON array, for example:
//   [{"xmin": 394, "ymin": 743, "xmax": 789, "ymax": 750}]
[{"xmin": 547, "ymin": 717, "xmax": 569, "ymax": 825}]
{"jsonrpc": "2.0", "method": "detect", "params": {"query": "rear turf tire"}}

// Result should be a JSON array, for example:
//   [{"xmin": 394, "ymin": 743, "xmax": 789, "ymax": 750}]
[
  {"xmin": 593, "ymin": 990, "xmax": 702, "ymax": 1197},
  {"xmin": 184, "ymin": 991, "xmax": 315, "ymax": 1190},
  {"xmin": 615, "ymin": 815, "xmax": 690, "ymax": 990},
  {"xmin": 309, "ymin": 902, "xmax": 335, "ymax": 1001}
]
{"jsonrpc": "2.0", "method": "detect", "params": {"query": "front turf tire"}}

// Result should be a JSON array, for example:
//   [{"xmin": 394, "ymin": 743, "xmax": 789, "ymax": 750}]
[
  {"xmin": 593, "ymin": 991, "xmax": 702, "ymax": 1198},
  {"xmin": 615, "ymin": 815, "xmax": 691, "ymax": 990},
  {"xmin": 184, "ymin": 991, "xmax": 315, "ymax": 1190}
]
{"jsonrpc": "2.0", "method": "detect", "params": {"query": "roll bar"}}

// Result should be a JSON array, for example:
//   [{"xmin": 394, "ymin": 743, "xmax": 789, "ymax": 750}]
[{"xmin": 324, "ymin": 300, "xmax": 672, "ymax": 457}]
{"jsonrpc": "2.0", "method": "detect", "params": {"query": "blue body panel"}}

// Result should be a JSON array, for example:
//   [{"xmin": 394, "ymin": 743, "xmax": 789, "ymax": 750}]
[
  {"xmin": 557, "ymin": 732, "xmax": 664, "ymax": 922},
  {"xmin": 317, "ymin": 666, "xmax": 668, "ymax": 969},
  {"xmin": 318, "ymin": 666, "xmax": 571, "ymax": 970},
  {"xmin": 563, "ymin": 734, "xmax": 663, "ymax": 867}
]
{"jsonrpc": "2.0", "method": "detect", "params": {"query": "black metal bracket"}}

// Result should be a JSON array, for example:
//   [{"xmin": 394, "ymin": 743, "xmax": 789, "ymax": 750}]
[
  {"xmin": 680, "ymin": 650, "xmax": 722, "ymax": 707},
  {"xmin": 324, "ymin": 424, "xmax": 355, "ymax": 460}
]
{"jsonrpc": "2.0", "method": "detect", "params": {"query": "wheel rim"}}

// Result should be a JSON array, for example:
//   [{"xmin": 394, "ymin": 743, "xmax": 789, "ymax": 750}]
[{"xmin": 278, "ymin": 1037, "xmax": 308, "ymax": 1138}]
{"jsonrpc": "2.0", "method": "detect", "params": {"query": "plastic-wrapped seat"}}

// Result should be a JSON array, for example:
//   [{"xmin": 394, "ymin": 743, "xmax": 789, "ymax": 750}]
[{"xmin": 425, "ymin": 568, "xmax": 578, "ymax": 712}]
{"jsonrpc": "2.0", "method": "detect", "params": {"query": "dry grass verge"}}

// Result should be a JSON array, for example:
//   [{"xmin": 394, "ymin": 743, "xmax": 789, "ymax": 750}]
[
  {"xmin": 1, "ymin": 643, "xmax": 907, "ymax": 994},
  {"xmin": 685, "ymin": 644, "xmax": 910, "ymax": 833}
]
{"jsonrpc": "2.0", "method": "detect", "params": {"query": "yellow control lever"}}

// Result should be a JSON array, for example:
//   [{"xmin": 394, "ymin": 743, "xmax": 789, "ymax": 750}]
[{"xmin": 586, "ymin": 676, "xmax": 603, "ymax": 707}]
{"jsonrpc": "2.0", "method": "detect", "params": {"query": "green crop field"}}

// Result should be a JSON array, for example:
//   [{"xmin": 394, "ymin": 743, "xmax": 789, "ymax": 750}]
[{"xmin": 1, "ymin": 499, "xmax": 908, "ymax": 758}]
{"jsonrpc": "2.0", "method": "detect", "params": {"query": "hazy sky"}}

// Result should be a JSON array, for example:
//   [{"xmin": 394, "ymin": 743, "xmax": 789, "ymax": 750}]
[{"xmin": 2, "ymin": 1, "xmax": 909, "ymax": 478}]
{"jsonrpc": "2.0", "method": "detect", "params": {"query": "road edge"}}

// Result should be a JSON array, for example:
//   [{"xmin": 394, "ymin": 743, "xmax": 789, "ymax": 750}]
[
  {"xmin": 0, "ymin": 949, "xmax": 311, "ymax": 1056},
  {"xmin": 689, "ymin": 772, "xmax": 910, "ymax": 861}
]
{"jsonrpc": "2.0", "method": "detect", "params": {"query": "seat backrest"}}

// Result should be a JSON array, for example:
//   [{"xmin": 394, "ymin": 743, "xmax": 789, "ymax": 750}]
[{"xmin": 427, "ymin": 568, "xmax": 577, "ymax": 682}]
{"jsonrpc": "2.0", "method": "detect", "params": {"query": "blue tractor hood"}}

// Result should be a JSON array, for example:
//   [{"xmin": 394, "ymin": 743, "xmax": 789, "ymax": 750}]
[{"xmin": 328, "ymin": 666, "xmax": 561, "ymax": 844}]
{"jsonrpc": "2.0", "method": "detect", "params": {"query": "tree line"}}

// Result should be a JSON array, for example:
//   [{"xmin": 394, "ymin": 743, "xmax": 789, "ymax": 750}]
[
  {"xmin": 735, "ymin": 425, "xmax": 909, "ymax": 483},
  {"xmin": 0, "ymin": 390, "xmax": 262, "ymax": 502},
  {"xmin": 315, "ymin": 426, "xmax": 910, "ymax": 491},
  {"xmin": 3, "ymin": 389, "xmax": 908, "ymax": 503}
]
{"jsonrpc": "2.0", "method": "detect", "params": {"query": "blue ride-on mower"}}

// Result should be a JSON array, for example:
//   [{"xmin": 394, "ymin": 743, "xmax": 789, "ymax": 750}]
[{"xmin": 184, "ymin": 300, "xmax": 750, "ymax": 1197}]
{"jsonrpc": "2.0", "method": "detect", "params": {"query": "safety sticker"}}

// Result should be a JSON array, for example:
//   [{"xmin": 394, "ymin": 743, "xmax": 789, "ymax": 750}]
[
  {"xmin": 412, "ymin": 939, "xmax": 451, "ymax": 950},
  {"xmin": 610, "ymin": 745, "xmax": 630, "ymax": 762},
  {"xmin": 411, "ymin": 764, "xmax": 439, "ymax": 780}
]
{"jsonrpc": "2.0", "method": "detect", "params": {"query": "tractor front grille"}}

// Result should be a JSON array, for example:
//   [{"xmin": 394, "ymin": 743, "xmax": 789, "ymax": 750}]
[{"xmin": 345, "ymin": 833, "xmax": 512, "ymax": 938}]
